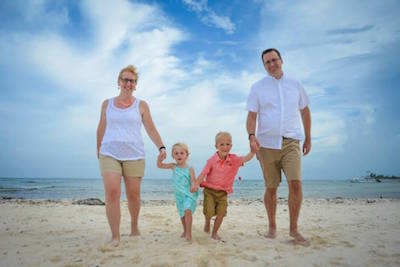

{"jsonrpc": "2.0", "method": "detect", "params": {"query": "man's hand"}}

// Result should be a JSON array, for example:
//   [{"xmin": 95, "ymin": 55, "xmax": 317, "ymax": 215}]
[{"xmin": 302, "ymin": 139, "xmax": 311, "ymax": 156}]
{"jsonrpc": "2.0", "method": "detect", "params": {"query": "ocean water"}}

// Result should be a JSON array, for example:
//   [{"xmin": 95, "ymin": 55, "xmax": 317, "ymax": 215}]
[{"xmin": 1, "ymin": 177, "xmax": 400, "ymax": 200}]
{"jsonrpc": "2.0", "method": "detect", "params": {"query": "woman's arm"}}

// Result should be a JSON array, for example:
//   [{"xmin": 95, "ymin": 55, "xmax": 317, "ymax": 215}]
[
  {"xmin": 140, "ymin": 100, "xmax": 167, "ymax": 159},
  {"xmin": 96, "ymin": 100, "xmax": 108, "ymax": 159}
]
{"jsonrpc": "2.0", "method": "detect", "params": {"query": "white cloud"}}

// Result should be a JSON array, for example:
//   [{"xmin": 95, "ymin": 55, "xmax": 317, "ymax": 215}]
[{"xmin": 182, "ymin": 0, "xmax": 235, "ymax": 34}]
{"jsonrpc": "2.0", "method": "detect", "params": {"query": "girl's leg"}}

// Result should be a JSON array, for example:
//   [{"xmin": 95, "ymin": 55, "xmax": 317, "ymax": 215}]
[
  {"xmin": 184, "ymin": 210, "xmax": 193, "ymax": 241},
  {"xmin": 103, "ymin": 172, "xmax": 122, "ymax": 245},
  {"xmin": 124, "ymin": 176, "xmax": 142, "ymax": 236},
  {"xmin": 180, "ymin": 216, "xmax": 186, "ymax": 237}
]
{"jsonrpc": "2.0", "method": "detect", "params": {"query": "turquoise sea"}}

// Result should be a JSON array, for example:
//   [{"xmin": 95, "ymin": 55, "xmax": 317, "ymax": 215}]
[{"xmin": 1, "ymin": 177, "xmax": 399, "ymax": 200}]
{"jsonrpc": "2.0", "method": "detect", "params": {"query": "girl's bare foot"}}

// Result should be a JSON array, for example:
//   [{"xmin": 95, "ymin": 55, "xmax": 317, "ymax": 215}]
[
  {"xmin": 185, "ymin": 234, "xmax": 192, "ymax": 242},
  {"xmin": 181, "ymin": 232, "xmax": 186, "ymax": 238},
  {"xmin": 130, "ymin": 229, "xmax": 141, "ymax": 236}
]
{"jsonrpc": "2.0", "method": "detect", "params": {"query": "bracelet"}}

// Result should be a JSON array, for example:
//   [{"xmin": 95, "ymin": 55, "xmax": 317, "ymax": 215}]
[
  {"xmin": 248, "ymin": 133, "xmax": 255, "ymax": 140},
  {"xmin": 158, "ymin": 146, "xmax": 166, "ymax": 151}
]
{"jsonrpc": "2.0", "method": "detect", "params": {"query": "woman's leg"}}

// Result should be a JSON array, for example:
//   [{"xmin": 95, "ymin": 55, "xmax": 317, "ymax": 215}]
[
  {"xmin": 124, "ymin": 176, "xmax": 142, "ymax": 236},
  {"xmin": 103, "ymin": 172, "xmax": 122, "ymax": 244}
]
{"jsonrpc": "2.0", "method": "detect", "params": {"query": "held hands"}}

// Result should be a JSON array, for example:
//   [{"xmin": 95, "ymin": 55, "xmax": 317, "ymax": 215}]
[
  {"xmin": 249, "ymin": 135, "xmax": 260, "ymax": 153},
  {"xmin": 158, "ymin": 147, "xmax": 167, "ymax": 161},
  {"xmin": 190, "ymin": 180, "xmax": 199, "ymax": 193}
]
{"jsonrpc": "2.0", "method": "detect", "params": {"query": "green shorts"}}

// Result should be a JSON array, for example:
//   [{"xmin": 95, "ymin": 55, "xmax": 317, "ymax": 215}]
[
  {"xmin": 99, "ymin": 155, "xmax": 145, "ymax": 177},
  {"xmin": 258, "ymin": 138, "xmax": 301, "ymax": 188},
  {"xmin": 203, "ymin": 187, "xmax": 228, "ymax": 219}
]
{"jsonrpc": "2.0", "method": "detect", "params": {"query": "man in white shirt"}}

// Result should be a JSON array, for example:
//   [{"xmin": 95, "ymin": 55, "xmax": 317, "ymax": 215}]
[{"xmin": 246, "ymin": 48, "xmax": 311, "ymax": 244}]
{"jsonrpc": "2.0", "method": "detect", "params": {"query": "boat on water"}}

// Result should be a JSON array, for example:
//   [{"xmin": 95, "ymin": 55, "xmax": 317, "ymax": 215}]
[{"xmin": 349, "ymin": 172, "xmax": 399, "ymax": 183}]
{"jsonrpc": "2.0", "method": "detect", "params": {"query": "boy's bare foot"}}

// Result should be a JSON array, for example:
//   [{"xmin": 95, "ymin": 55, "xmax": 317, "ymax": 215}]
[
  {"xmin": 204, "ymin": 224, "xmax": 210, "ymax": 234},
  {"xmin": 211, "ymin": 233, "xmax": 221, "ymax": 241},
  {"xmin": 290, "ymin": 231, "xmax": 309, "ymax": 245},
  {"xmin": 265, "ymin": 228, "xmax": 276, "ymax": 239}
]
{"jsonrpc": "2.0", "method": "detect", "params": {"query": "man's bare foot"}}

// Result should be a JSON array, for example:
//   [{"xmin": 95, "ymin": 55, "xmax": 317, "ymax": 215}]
[
  {"xmin": 204, "ymin": 224, "xmax": 210, "ymax": 234},
  {"xmin": 106, "ymin": 239, "xmax": 120, "ymax": 247},
  {"xmin": 290, "ymin": 231, "xmax": 309, "ymax": 245},
  {"xmin": 265, "ymin": 228, "xmax": 276, "ymax": 239},
  {"xmin": 211, "ymin": 233, "xmax": 221, "ymax": 241}
]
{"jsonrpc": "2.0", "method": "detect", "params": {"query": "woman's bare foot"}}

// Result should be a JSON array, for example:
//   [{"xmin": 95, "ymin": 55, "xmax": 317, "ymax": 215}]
[{"xmin": 290, "ymin": 231, "xmax": 309, "ymax": 245}]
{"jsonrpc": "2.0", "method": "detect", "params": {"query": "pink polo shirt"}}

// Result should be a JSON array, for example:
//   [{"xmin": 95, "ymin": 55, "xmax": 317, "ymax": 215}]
[{"xmin": 199, "ymin": 152, "xmax": 243, "ymax": 194}]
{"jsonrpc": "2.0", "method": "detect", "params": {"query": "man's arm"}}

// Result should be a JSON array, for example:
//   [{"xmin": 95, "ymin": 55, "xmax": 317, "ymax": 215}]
[
  {"xmin": 300, "ymin": 106, "xmax": 311, "ymax": 156},
  {"xmin": 246, "ymin": 111, "xmax": 260, "ymax": 153}
]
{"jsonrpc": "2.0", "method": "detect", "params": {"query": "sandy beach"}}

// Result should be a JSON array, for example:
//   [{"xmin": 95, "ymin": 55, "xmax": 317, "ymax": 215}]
[{"xmin": 1, "ymin": 198, "xmax": 399, "ymax": 267}]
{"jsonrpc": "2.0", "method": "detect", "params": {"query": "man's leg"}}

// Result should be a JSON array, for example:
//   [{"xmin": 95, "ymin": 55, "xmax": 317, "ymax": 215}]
[
  {"xmin": 264, "ymin": 187, "xmax": 277, "ymax": 238},
  {"xmin": 287, "ymin": 180, "xmax": 307, "ymax": 243}
]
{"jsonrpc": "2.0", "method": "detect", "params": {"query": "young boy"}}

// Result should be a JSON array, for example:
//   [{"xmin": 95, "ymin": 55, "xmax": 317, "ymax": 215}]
[{"xmin": 194, "ymin": 132, "xmax": 255, "ymax": 240}]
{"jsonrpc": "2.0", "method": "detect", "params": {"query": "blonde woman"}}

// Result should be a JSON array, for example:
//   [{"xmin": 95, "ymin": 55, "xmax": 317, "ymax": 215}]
[{"xmin": 97, "ymin": 65, "xmax": 166, "ymax": 246}]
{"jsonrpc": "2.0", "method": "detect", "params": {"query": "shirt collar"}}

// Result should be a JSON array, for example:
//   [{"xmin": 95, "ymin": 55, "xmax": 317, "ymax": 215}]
[{"xmin": 213, "ymin": 152, "xmax": 232, "ymax": 163}]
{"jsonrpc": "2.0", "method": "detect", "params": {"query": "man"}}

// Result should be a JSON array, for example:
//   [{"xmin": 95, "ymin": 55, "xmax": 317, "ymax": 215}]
[{"xmin": 246, "ymin": 48, "xmax": 311, "ymax": 243}]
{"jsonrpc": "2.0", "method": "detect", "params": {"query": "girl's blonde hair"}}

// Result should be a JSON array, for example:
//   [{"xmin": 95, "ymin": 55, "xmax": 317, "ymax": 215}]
[
  {"xmin": 215, "ymin": 131, "xmax": 232, "ymax": 144},
  {"xmin": 117, "ymin": 64, "xmax": 138, "ymax": 83},
  {"xmin": 171, "ymin": 142, "xmax": 190, "ymax": 159}
]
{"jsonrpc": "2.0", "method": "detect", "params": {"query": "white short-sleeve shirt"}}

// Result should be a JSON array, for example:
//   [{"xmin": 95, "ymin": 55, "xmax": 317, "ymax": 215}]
[{"xmin": 246, "ymin": 73, "xmax": 310, "ymax": 149}]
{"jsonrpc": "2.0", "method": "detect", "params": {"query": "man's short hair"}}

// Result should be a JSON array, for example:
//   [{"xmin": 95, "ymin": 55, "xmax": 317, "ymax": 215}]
[{"xmin": 261, "ymin": 48, "xmax": 282, "ymax": 61}]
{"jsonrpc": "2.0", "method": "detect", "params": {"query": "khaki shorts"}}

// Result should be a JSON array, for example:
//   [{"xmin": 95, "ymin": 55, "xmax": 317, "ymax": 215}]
[
  {"xmin": 203, "ymin": 187, "xmax": 228, "ymax": 219},
  {"xmin": 258, "ymin": 138, "xmax": 301, "ymax": 188},
  {"xmin": 99, "ymin": 155, "xmax": 145, "ymax": 177}
]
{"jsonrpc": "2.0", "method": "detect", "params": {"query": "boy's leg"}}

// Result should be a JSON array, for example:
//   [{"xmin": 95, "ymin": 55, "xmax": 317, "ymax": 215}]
[
  {"xmin": 211, "ymin": 215, "xmax": 224, "ymax": 240},
  {"xmin": 212, "ymin": 190, "xmax": 228, "ymax": 240},
  {"xmin": 203, "ymin": 188, "xmax": 215, "ymax": 233},
  {"xmin": 204, "ymin": 216, "xmax": 211, "ymax": 233}
]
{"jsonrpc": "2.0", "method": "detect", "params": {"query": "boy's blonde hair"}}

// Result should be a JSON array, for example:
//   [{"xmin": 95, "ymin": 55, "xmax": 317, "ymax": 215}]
[
  {"xmin": 215, "ymin": 131, "xmax": 232, "ymax": 144},
  {"xmin": 171, "ymin": 142, "xmax": 190, "ymax": 158},
  {"xmin": 118, "ymin": 64, "xmax": 139, "ymax": 83}
]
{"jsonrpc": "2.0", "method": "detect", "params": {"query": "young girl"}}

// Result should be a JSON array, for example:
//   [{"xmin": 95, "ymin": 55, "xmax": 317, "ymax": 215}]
[{"xmin": 157, "ymin": 143, "xmax": 198, "ymax": 241}]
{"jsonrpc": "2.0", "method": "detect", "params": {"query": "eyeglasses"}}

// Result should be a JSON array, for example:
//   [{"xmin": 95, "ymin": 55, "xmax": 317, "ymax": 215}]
[
  {"xmin": 263, "ymin": 58, "xmax": 280, "ymax": 65},
  {"xmin": 120, "ymin": 78, "xmax": 137, "ymax": 84}
]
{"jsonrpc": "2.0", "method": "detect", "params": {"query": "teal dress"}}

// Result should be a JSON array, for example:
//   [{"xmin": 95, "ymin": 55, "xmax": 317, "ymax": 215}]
[{"xmin": 172, "ymin": 165, "xmax": 199, "ymax": 218}]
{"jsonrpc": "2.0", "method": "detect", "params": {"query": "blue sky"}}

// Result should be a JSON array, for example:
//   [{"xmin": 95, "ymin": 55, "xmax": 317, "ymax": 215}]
[{"xmin": 0, "ymin": 0, "xmax": 399, "ymax": 180}]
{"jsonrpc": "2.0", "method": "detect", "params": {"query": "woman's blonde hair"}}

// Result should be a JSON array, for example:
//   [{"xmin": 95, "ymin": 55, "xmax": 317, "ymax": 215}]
[
  {"xmin": 118, "ymin": 64, "xmax": 138, "ymax": 83},
  {"xmin": 171, "ymin": 142, "xmax": 190, "ymax": 158}
]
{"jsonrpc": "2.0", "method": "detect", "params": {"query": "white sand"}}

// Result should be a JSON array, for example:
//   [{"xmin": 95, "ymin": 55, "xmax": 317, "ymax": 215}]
[{"xmin": 1, "ymin": 198, "xmax": 399, "ymax": 267}]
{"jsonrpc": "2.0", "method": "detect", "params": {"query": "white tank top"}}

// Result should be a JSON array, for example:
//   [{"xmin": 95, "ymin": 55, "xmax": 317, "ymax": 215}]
[{"xmin": 99, "ymin": 97, "xmax": 145, "ymax": 160}]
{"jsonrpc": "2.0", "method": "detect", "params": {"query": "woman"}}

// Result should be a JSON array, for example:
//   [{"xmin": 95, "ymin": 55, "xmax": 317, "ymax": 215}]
[{"xmin": 97, "ymin": 64, "xmax": 166, "ymax": 246}]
